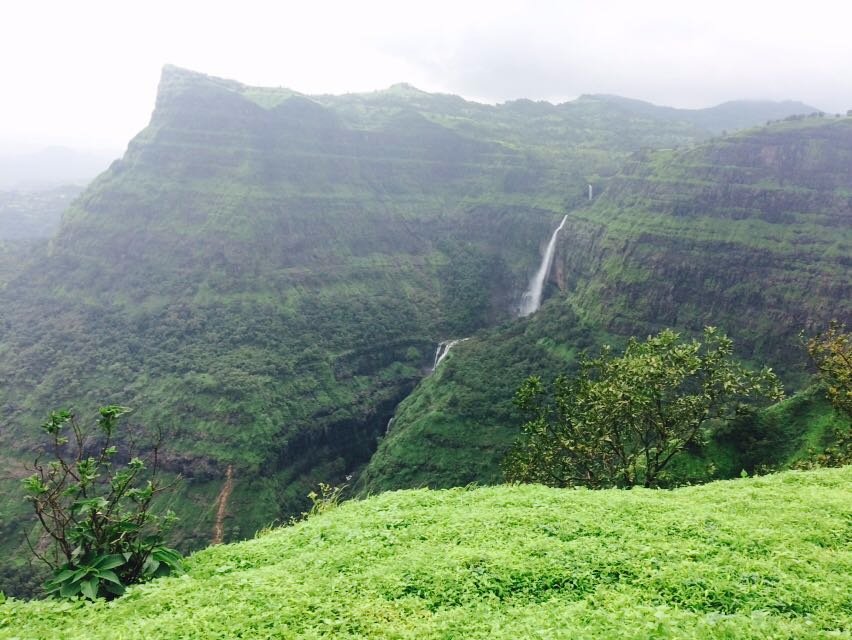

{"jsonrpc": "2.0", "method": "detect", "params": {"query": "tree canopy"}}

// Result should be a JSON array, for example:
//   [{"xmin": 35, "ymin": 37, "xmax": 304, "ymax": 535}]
[
  {"xmin": 504, "ymin": 327, "xmax": 783, "ymax": 488},
  {"xmin": 807, "ymin": 321, "xmax": 852, "ymax": 419}
]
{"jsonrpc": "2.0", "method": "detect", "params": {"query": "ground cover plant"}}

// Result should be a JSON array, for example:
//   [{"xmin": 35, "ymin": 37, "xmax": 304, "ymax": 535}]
[{"xmin": 1, "ymin": 467, "xmax": 849, "ymax": 639}]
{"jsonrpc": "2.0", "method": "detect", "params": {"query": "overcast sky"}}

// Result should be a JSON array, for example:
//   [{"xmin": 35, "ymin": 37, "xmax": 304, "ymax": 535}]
[{"xmin": 2, "ymin": 0, "xmax": 851, "ymax": 152}]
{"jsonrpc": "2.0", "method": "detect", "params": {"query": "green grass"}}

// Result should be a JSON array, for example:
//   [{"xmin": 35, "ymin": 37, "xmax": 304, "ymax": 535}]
[{"xmin": 3, "ymin": 467, "xmax": 849, "ymax": 639}]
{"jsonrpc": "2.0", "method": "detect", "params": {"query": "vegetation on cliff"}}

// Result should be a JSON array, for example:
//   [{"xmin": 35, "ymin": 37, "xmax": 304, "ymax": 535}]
[
  {"xmin": 559, "ymin": 117, "xmax": 852, "ymax": 376},
  {"xmin": 365, "ymin": 117, "xmax": 850, "ymax": 493}
]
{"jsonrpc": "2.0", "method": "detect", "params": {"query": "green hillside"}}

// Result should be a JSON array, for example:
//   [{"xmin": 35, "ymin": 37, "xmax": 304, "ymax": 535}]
[
  {"xmin": 0, "ymin": 67, "xmax": 836, "ymax": 594},
  {"xmin": 2, "ymin": 468, "xmax": 849, "ymax": 639},
  {"xmin": 560, "ymin": 116, "xmax": 852, "ymax": 376},
  {"xmin": 360, "ymin": 306, "xmax": 848, "ymax": 493},
  {"xmin": 358, "ymin": 298, "xmax": 606, "ymax": 493},
  {"xmin": 361, "ymin": 117, "xmax": 851, "ymax": 493}
]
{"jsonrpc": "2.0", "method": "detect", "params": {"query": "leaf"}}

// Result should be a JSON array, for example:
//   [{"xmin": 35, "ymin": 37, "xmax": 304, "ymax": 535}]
[
  {"xmin": 93, "ymin": 554, "xmax": 126, "ymax": 571},
  {"xmin": 52, "ymin": 568, "xmax": 77, "ymax": 582},
  {"xmin": 59, "ymin": 580, "xmax": 81, "ymax": 599},
  {"xmin": 152, "ymin": 547, "xmax": 182, "ymax": 565},
  {"xmin": 96, "ymin": 569, "xmax": 123, "ymax": 585},
  {"xmin": 80, "ymin": 577, "xmax": 98, "ymax": 600},
  {"xmin": 70, "ymin": 567, "xmax": 91, "ymax": 583}
]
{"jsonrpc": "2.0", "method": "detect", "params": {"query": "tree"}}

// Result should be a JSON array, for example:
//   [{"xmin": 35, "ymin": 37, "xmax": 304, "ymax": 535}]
[
  {"xmin": 796, "ymin": 322, "xmax": 852, "ymax": 468},
  {"xmin": 504, "ymin": 328, "xmax": 783, "ymax": 489},
  {"xmin": 806, "ymin": 321, "xmax": 852, "ymax": 419},
  {"xmin": 23, "ymin": 406, "xmax": 183, "ymax": 600}
]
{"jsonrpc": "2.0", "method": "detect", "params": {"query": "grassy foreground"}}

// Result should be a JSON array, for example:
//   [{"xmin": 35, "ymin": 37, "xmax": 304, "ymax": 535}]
[{"xmin": 2, "ymin": 468, "xmax": 850, "ymax": 639}]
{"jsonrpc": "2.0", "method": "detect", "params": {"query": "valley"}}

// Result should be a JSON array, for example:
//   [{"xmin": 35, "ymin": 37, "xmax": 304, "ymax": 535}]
[{"xmin": 0, "ymin": 67, "xmax": 848, "ymax": 601}]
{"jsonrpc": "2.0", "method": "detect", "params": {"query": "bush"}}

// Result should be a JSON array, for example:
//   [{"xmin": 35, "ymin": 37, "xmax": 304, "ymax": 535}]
[
  {"xmin": 22, "ymin": 406, "xmax": 183, "ymax": 600},
  {"xmin": 505, "ymin": 328, "xmax": 783, "ymax": 488}
]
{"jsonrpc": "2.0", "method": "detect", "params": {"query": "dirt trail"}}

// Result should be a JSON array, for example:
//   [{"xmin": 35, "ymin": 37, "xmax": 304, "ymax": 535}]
[{"xmin": 212, "ymin": 464, "xmax": 234, "ymax": 545}]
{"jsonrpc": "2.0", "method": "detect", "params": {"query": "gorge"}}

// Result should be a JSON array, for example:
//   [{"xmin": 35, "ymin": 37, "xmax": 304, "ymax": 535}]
[{"xmin": 0, "ymin": 67, "xmax": 848, "ymax": 597}]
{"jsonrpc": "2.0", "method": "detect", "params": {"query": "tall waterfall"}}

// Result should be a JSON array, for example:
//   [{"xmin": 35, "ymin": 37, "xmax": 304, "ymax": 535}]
[
  {"xmin": 518, "ymin": 215, "xmax": 568, "ymax": 317},
  {"xmin": 432, "ymin": 338, "xmax": 469, "ymax": 372}
]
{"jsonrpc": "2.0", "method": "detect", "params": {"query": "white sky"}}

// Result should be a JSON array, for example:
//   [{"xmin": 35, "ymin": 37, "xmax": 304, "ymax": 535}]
[{"xmin": 2, "ymin": 0, "xmax": 851, "ymax": 151}]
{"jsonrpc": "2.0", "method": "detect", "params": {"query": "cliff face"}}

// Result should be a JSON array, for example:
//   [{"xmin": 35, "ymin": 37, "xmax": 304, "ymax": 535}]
[
  {"xmin": 0, "ymin": 68, "xmax": 577, "ymax": 562},
  {"xmin": 360, "ymin": 117, "xmax": 852, "ymax": 494},
  {"xmin": 559, "ymin": 118, "xmax": 851, "ymax": 376}
]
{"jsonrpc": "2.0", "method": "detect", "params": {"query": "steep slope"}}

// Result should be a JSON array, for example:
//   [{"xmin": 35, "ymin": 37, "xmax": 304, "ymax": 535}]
[
  {"xmin": 3, "ymin": 468, "xmax": 850, "ymax": 639},
  {"xmin": 0, "ymin": 67, "xmax": 558, "ymax": 557},
  {"xmin": 358, "ymin": 298, "xmax": 605, "ymax": 493},
  {"xmin": 561, "ymin": 116, "xmax": 851, "ymax": 376},
  {"xmin": 361, "ymin": 117, "xmax": 851, "ymax": 492}
]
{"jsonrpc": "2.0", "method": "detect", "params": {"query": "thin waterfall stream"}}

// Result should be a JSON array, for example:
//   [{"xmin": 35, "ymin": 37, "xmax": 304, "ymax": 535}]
[
  {"xmin": 518, "ymin": 215, "xmax": 568, "ymax": 317},
  {"xmin": 431, "ymin": 338, "xmax": 469, "ymax": 372}
]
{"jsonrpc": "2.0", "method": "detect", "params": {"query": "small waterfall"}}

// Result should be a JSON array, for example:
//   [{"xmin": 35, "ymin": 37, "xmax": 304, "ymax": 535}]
[
  {"xmin": 432, "ymin": 338, "xmax": 469, "ymax": 372},
  {"xmin": 518, "ymin": 215, "xmax": 568, "ymax": 317},
  {"xmin": 385, "ymin": 417, "xmax": 394, "ymax": 435},
  {"xmin": 432, "ymin": 343, "xmax": 446, "ymax": 371}
]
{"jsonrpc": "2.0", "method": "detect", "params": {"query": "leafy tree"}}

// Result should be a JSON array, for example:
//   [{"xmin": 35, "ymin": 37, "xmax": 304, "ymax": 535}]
[
  {"xmin": 505, "ymin": 328, "xmax": 783, "ymax": 489},
  {"xmin": 806, "ymin": 321, "xmax": 852, "ymax": 419},
  {"xmin": 795, "ymin": 322, "xmax": 852, "ymax": 468},
  {"xmin": 23, "ymin": 406, "xmax": 183, "ymax": 600}
]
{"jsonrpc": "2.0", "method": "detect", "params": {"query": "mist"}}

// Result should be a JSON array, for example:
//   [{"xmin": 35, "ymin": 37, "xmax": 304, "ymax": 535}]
[{"xmin": 1, "ymin": 0, "xmax": 851, "ymax": 149}]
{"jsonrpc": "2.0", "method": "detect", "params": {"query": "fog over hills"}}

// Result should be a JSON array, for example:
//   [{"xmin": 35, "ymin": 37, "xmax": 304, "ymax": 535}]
[{"xmin": 0, "ymin": 146, "xmax": 118, "ymax": 189}]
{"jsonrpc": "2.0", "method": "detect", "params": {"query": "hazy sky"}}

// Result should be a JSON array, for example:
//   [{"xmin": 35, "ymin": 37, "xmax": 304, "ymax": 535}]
[{"xmin": 2, "ymin": 0, "xmax": 851, "ymax": 151}]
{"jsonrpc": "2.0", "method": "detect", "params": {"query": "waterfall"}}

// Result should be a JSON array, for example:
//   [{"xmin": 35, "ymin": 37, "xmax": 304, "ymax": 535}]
[
  {"xmin": 432, "ymin": 338, "xmax": 469, "ymax": 372},
  {"xmin": 432, "ymin": 343, "xmax": 446, "ymax": 371},
  {"xmin": 385, "ymin": 417, "xmax": 394, "ymax": 435},
  {"xmin": 518, "ymin": 215, "xmax": 568, "ymax": 317}
]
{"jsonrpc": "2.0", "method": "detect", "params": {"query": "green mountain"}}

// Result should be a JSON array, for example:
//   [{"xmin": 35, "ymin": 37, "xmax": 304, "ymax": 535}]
[
  {"xmin": 3, "ymin": 468, "xmax": 849, "ymax": 639},
  {"xmin": 362, "ymin": 116, "xmax": 851, "ymax": 493},
  {"xmin": 0, "ymin": 67, "xmax": 837, "ymax": 595},
  {"xmin": 561, "ymin": 116, "xmax": 851, "ymax": 373}
]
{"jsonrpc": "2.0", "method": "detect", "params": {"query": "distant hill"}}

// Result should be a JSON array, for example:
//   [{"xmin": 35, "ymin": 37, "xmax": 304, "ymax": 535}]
[
  {"xmin": 3, "ymin": 468, "xmax": 849, "ymax": 639},
  {"xmin": 0, "ymin": 184, "xmax": 82, "ymax": 240},
  {"xmin": 576, "ymin": 94, "xmax": 820, "ymax": 134}
]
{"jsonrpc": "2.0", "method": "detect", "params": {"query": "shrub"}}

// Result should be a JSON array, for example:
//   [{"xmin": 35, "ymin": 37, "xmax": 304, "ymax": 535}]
[
  {"xmin": 22, "ymin": 406, "xmax": 183, "ymax": 599},
  {"xmin": 505, "ymin": 328, "xmax": 783, "ymax": 488}
]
